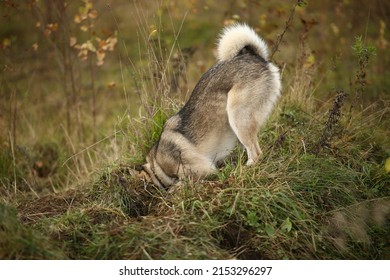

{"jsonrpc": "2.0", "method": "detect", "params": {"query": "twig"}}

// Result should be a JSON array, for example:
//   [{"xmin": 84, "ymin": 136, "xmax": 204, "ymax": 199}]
[{"xmin": 270, "ymin": 0, "xmax": 302, "ymax": 60}]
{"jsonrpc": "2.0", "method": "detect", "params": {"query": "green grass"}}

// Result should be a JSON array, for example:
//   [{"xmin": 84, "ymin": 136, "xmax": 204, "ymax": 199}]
[
  {"xmin": 0, "ymin": 0, "xmax": 389, "ymax": 260},
  {"xmin": 2, "ymin": 92, "xmax": 388, "ymax": 259}
]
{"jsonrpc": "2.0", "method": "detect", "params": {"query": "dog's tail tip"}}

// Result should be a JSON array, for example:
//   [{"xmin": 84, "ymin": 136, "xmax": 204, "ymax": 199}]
[{"xmin": 217, "ymin": 23, "xmax": 269, "ymax": 62}]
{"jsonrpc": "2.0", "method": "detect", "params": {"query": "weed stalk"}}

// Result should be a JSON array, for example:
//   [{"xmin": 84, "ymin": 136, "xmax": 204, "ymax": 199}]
[
  {"xmin": 316, "ymin": 89, "xmax": 348, "ymax": 153},
  {"xmin": 270, "ymin": 0, "xmax": 305, "ymax": 60}
]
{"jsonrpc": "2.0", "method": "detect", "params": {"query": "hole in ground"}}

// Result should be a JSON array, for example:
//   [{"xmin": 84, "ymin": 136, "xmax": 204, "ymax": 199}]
[{"xmin": 215, "ymin": 221, "xmax": 268, "ymax": 260}]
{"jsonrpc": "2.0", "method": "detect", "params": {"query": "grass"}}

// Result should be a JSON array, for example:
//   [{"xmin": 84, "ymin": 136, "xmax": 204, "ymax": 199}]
[
  {"xmin": 0, "ymin": 0, "xmax": 389, "ymax": 260},
  {"xmin": 2, "ymin": 89, "xmax": 388, "ymax": 259}
]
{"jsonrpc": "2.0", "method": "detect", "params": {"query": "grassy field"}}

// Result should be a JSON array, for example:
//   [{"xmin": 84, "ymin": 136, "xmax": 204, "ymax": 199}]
[{"xmin": 0, "ymin": 0, "xmax": 389, "ymax": 259}]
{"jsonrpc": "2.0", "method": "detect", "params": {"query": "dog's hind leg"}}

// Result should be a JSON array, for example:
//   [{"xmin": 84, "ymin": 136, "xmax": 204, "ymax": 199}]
[
  {"xmin": 226, "ymin": 88, "xmax": 265, "ymax": 165},
  {"xmin": 228, "ymin": 117, "xmax": 262, "ymax": 165}
]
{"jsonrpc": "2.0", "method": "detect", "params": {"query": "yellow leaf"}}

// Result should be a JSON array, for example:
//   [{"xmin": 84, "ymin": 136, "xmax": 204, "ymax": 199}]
[
  {"xmin": 303, "ymin": 53, "xmax": 316, "ymax": 69},
  {"xmin": 107, "ymin": 81, "xmax": 116, "ymax": 88},
  {"xmin": 78, "ymin": 48, "xmax": 88, "ymax": 60},
  {"xmin": 69, "ymin": 37, "xmax": 77, "ymax": 47},
  {"xmin": 74, "ymin": 14, "xmax": 82, "ymax": 24},
  {"xmin": 47, "ymin": 23, "xmax": 58, "ymax": 31},
  {"xmin": 385, "ymin": 157, "xmax": 390, "ymax": 173},
  {"xmin": 85, "ymin": 1, "xmax": 93, "ymax": 11},
  {"xmin": 86, "ymin": 40, "xmax": 96, "ymax": 52},
  {"xmin": 96, "ymin": 50, "xmax": 105, "ymax": 66},
  {"xmin": 105, "ymin": 37, "xmax": 117, "ymax": 51},
  {"xmin": 88, "ymin": 10, "xmax": 98, "ymax": 19}
]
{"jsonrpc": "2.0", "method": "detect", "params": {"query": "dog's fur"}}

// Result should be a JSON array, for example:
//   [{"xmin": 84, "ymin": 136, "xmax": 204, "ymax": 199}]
[{"xmin": 143, "ymin": 24, "xmax": 281, "ymax": 188}]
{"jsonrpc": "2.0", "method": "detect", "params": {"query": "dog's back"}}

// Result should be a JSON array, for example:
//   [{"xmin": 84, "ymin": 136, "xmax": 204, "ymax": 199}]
[{"xmin": 144, "ymin": 24, "xmax": 281, "ymax": 188}]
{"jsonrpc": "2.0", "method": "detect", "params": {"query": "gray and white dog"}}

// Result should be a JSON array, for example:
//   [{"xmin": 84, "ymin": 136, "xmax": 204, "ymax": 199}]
[{"xmin": 143, "ymin": 24, "xmax": 281, "ymax": 188}]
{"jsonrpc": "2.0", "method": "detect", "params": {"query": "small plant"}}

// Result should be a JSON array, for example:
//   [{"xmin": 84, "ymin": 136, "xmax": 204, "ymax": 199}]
[
  {"xmin": 32, "ymin": 1, "xmax": 118, "ymax": 141},
  {"xmin": 352, "ymin": 35, "xmax": 376, "ymax": 103},
  {"xmin": 71, "ymin": 1, "xmax": 118, "ymax": 66},
  {"xmin": 72, "ymin": 0, "xmax": 118, "ymax": 142},
  {"xmin": 316, "ymin": 89, "xmax": 348, "ymax": 153}
]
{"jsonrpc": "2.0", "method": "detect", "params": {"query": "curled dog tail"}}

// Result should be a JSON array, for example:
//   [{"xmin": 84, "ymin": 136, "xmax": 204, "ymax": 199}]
[{"xmin": 217, "ymin": 23, "xmax": 269, "ymax": 62}]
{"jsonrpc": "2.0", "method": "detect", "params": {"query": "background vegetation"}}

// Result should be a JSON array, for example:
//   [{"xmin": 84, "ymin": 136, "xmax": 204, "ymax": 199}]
[{"xmin": 0, "ymin": 0, "xmax": 389, "ymax": 259}]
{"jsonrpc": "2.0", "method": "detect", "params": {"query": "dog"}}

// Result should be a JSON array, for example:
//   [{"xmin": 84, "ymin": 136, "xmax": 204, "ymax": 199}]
[{"xmin": 142, "ymin": 23, "xmax": 281, "ymax": 188}]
